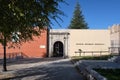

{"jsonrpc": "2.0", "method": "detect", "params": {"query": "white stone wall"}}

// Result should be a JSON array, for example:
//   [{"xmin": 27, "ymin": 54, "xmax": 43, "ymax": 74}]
[
  {"xmin": 49, "ymin": 29, "xmax": 69, "ymax": 57},
  {"xmin": 109, "ymin": 24, "xmax": 120, "ymax": 54}
]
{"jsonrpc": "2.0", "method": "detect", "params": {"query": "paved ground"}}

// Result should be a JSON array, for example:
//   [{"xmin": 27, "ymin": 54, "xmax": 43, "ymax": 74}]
[
  {"xmin": 0, "ymin": 58, "xmax": 83, "ymax": 80},
  {"xmin": 75, "ymin": 60, "xmax": 120, "ymax": 80}
]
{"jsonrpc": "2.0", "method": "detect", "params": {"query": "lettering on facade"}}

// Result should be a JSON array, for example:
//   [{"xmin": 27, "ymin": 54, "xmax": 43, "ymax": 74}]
[{"xmin": 76, "ymin": 43, "xmax": 104, "ymax": 45}]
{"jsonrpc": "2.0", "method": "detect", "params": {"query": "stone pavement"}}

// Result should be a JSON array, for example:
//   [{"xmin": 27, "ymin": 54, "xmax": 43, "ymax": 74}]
[
  {"xmin": 75, "ymin": 60, "xmax": 120, "ymax": 80},
  {"xmin": 0, "ymin": 58, "xmax": 83, "ymax": 80}
]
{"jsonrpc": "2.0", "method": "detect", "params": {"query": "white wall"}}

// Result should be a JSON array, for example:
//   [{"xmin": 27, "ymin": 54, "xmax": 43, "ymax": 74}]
[
  {"xmin": 68, "ymin": 29, "xmax": 110, "ymax": 56},
  {"xmin": 109, "ymin": 24, "xmax": 120, "ymax": 54},
  {"xmin": 49, "ymin": 29, "xmax": 110, "ymax": 57}
]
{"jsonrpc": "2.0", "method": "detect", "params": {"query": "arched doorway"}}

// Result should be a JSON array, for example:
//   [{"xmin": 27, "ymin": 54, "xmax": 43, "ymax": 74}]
[{"xmin": 53, "ymin": 41, "xmax": 63, "ymax": 57}]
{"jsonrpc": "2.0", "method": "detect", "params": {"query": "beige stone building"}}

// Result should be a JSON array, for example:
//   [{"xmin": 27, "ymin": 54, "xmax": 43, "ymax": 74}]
[
  {"xmin": 109, "ymin": 24, "xmax": 120, "ymax": 54},
  {"xmin": 69, "ymin": 29, "xmax": 110, "ymax": 56},
  {"xmin": 49, "ymin": 29, "xmax": 110, "ymax": 57}
]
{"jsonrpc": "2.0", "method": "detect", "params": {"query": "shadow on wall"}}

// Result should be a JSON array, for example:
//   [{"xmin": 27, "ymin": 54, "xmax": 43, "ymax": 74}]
[
  {"xmin": 0, "ymin": 52, "xmax": 47, "ymax": 60},
  {"xmin": 8, "ymin": 52, "xmax": 29, "ymax": 59},
  {"xmin": 40, "ymin": 52, "xmax": 47, "ymax": 58},
  {"xmin": 0, "ymin": 56, "xmax": 63, "ymax": 66}
]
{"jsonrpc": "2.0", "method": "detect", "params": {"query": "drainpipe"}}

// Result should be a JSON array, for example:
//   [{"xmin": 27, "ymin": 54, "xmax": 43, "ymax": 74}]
[
  {"xmin": 46, "ymin": 28, "xmax": 49, "ymax": 57},
  {"xmin": 63, "ymin": 37, "xmax": 66, "ymax": 58}
]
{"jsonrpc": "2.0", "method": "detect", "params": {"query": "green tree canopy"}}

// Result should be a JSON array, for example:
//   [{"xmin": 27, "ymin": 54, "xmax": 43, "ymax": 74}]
[
  {"xmin": 68, "ymin": 2, "xmax": 88, "ymax": 29},
  {"xmin": 0, "ymin": 0, "xmax": 65, "ymax": 71},
  {"xmin": 0, "ymin": 0, "xmax": 65, "ymax": 44}
]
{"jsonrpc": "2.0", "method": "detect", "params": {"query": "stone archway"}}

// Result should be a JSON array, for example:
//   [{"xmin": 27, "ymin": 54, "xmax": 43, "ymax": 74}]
[
  {"xmin": 49, "ymin": 30, "xmax": 70, "ymax": 57},
  {"xmin": 53, "ymin": 41, "xmax": 63, "ymax": 57}
]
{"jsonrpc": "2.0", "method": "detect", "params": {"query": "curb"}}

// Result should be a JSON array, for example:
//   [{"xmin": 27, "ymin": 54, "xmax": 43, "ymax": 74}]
[
  {"xmin": 0, "ymin": 71, "xmax": 16, "ymax": 80},
  {"xmin": 74, "ymin": 60, "xmax": 107, "ymax": 80},
  {"xmin": 70, "ymin": 59, "xmax": 87, "ymax": 80}
]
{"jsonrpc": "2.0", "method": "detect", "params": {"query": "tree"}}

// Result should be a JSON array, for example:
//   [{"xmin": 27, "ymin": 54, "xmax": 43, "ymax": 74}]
[
  {"xmin": 68, "ymin": 2, "xmax": 88, "ymax": 29},
  {"xmin": 0, "ymin": 0, "xmax": 65, "ymax": 71}
]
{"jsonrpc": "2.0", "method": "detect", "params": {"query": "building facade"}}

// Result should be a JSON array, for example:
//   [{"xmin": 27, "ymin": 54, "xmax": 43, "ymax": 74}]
[
  {"xmin": 109, "ymin": 24, "xmax": 120, "ymax": 54},
  {"xmin": 1, "ymin": 26, "xmax": 117, "ymax": 59},
  {"xmin": 49, "ymin": 29, "xmax": 70, "ymax": 57},
  {"xmin": 0, "ymin": 30, "xmax": 47, "ymax": 59},
  {"xmin": 49, "ymin": 29, "xmax": 110, "ymax": 57}
]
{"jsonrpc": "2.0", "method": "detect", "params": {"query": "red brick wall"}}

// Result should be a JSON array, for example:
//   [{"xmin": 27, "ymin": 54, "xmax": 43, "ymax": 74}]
[{"xmin": 0, "ymin": 30, "xmax": 47, "ymax": 59}]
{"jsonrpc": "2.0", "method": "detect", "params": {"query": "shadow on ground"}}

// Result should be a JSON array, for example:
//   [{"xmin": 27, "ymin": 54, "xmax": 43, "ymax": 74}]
[
  {"xmin": 0, "ymin": 57, "xmax": 63, "ymax": 66},
  {"xmin": 2, "ymin": 59, "xmax": 83, "ymax": 80}
]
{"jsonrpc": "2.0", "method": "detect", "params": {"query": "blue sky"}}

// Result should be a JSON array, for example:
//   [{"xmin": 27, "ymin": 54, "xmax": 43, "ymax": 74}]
[{"xmin": 52, "ymin": 0, "xmax": 120, "ymax": 29}]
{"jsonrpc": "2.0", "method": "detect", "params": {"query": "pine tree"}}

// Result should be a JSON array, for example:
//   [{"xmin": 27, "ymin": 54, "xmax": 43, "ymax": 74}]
[{"xmin": 68, "ymin": 2, "xmax": 88, "ymax": 29}]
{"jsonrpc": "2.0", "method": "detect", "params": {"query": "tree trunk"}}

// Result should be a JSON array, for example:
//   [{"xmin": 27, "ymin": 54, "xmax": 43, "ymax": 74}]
[{"xmin": 3, "ymin": 36, "xmax": 7, "ymax": 71}]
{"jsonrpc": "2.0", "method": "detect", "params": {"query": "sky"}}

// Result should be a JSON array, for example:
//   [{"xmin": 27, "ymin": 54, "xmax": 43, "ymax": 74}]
[{"xmin": 52, "ymin": 0, "xmax": 120, "ymax": 29}]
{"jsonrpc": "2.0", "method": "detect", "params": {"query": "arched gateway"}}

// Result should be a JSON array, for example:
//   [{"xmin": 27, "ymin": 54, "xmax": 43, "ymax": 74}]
[
  {"xmin": 49, "ymin": 30, "xmax": 70, "ymax": 57},
  {"xmin": 53, "ymin": 41, "xmax": 63, "ymax": 57}
]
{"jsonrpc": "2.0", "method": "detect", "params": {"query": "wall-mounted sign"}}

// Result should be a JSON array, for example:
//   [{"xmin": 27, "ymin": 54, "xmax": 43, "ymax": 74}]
[
  {"xmin": 76, "ymin": 43, "xmax": 104, "ymax": 45},
  {"xmin": 40, "ymin": 45, "xmax": 46, "ymax": 48}
]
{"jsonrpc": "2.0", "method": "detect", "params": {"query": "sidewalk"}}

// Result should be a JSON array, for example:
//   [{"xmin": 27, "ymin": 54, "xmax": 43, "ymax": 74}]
[{"xmin": 0, "ymin": 58, "xmax": 83, "ymax": 80}]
